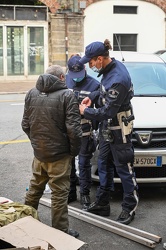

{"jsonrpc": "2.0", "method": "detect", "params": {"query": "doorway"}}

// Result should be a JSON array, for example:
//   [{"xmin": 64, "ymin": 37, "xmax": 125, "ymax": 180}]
[{"xmin": 0, "ymin": 23, "xmax": 48, "ymax": 80}]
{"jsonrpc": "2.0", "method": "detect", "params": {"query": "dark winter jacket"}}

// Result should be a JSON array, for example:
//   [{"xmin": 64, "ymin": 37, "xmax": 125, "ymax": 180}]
[{"xmin": 21, "ymin": 74, "xmax": 82, "ymax": 162}]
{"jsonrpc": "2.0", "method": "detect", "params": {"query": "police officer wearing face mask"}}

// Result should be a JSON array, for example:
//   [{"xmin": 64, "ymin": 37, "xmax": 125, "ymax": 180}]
[
  {"xmin": 79, "ymin": 39, "xmax": 139, "ymax": 225},
  {"xmin": 66, "ymin": 54, "xmax": 100, "ymax": 209}
]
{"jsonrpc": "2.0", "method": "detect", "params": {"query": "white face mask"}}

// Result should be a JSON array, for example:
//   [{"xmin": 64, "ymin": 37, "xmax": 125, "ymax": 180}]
[
  {"xmin": 73, "ymin": 77, "xmax": 84, "ymax": 82},
  {"xmin": 91, "ymin": 66, "xmax": 102, "ymax": 73}
]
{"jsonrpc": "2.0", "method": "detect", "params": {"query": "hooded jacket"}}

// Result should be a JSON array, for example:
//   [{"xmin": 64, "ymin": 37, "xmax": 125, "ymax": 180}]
[{"xmin": 21, "ymin": 74, "xmax": 82, "ymax": 162}]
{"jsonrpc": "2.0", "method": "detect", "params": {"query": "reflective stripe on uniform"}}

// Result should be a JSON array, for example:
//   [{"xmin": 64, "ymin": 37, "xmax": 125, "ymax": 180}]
[
  {"xmin": 127, "ymin": 163, "xmax": 139, "ymax": 215},
  {"xmin": 79, "ymin": 90, "xmax": 91, "ymax": 95},
  {"xmin": 82, "ymin": 132, "xmax": 91, "ymax": 136},
  {"xmin": 109, "ymin": 125, "xmax": 121, "ymax": 130},
  {"xmin": 81, "ymin": 118, "xmax": 90, "ymax": 125}
]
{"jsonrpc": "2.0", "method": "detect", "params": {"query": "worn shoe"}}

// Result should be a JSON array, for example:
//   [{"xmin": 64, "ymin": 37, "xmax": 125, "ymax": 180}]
[
  {"xmin": 68, "ymin": 229, "xmax": 79, "ymax": 238},
  {"xmin": 117, "ymin": 210, "xmax": 135, "ymax": 225},
  {"xmin": 80, "ymin": 194, "xmax": 91, "ymax": 209},
  {"xmin": 84, "ymin": 201, "xmax": 110, "ymax": 216},
  {"xmin": 68, "ymin": 191, "xmax": 77, "ymax": 204}
]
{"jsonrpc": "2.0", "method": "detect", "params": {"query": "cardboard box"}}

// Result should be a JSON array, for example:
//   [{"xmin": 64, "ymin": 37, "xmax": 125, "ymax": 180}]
[
  {"xmin": 0, "ymin": 197, "xmax": 13, "ymax": 204},
  {"xmin": 0, "ymin": 216, "xmax": 85, "ymax": 250}
]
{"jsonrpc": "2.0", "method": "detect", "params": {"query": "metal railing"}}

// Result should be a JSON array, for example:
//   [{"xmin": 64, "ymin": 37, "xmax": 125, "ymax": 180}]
[{"xmin": 0, "ymin": 5, "xmax": 48, "ymax": 21}]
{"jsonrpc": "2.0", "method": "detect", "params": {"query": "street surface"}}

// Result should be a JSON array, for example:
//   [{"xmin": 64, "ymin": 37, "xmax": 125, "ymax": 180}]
[{"xmin": 0, "ymin": 94, "xmax": 166, "ymax": 250}]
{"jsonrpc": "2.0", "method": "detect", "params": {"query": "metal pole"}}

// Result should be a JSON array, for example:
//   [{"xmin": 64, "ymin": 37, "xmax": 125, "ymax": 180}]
[
  {"xmin": 69, "ymin": 205, "xmax": 162, "ymax": 243},
  {"xmin": 65, "ymin": 13, "xmax": 68, "ymax": 67},
  {"xmin": 73, "ymin": 0, "xmax": 78, "ymax": 13},
  {"xmin": 39, "ymin": 197, "xmax": 162, "ymax": 249},
  {"xmin": 68, "ymin": 209, "xmax": 156, "ymax": 249}
]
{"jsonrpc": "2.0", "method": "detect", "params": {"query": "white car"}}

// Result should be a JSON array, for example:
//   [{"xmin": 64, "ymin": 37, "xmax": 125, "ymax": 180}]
[
  {"xmin": 154, "ymin": 49, "xmax": 166, "ymax": 63},
  {"xmin": 80, "ymin": 51, "xmax": 166, "ymax": 184}
]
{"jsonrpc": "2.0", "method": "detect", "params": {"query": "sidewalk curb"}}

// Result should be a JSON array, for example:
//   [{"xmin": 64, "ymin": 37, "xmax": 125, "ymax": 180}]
[{"xmin": 0, "ymin": 91, "xmax": 28, "ymax": 95}]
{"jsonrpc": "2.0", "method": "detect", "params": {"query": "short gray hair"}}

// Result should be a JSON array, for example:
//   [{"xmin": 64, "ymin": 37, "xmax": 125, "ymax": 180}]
[{"xmin": 46, "ymin": 65, "xmax": 65, "ymax": 79}]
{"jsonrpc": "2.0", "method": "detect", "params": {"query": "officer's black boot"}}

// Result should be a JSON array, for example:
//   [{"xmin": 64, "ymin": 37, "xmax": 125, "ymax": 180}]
[
  {"xmin": 68, "ymin": 190, "xmax": 77, "ymax": 203},
  {"xmin": 84, "ymin": 188, "xmax": 110, "ymax": 216},
  {"xmin": 117, "ymin": 210, "xmax": 135, "ymax": 225},
  {"xmin": 80, "ymin": 194, "xmax": 91, "ymax": 209}
]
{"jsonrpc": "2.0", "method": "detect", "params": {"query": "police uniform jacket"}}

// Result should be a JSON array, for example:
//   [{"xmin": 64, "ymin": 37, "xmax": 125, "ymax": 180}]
[
  {"xmin": 84, "ymin": 58, "xmax": 133, "ymax": 127},
  {"xmin": 66, "ymin": 73, "xmax": 100, "ymax": 133}
]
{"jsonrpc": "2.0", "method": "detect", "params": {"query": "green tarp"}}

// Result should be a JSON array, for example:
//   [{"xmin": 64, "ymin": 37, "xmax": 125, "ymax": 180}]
[{"xmin": 0, "ymin": 202, "xmax": 38, "ymax": 227}]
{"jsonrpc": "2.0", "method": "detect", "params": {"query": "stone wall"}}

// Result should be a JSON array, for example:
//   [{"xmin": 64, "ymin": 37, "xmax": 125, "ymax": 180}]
[
  {"xmin": 42, "ymin": 0, "xmax": 166, "ymax": 66},
  {"xmin": 40, "ymin": 0, "xmax": 166, "ymax": 13},
  {"xmin": 49, "ymin": 13, "xmax": 84, "ymax": 67},
  {"xmin": 39, "ymin": 0, "xmax": 81, "ymax": 13},
  {"xmin": 145, "ymin": 0, "xmax": 166, "ymax": 12}
]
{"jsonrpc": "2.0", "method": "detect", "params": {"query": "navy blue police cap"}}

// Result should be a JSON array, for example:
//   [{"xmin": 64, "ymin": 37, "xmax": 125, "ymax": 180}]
[
  {"xmin": 67, "ymin": 55, "xmax": 85, "ymax": 78},
  {"xmin": 80, "ymin": 41, "xmax": 106, "ymax": 64}
]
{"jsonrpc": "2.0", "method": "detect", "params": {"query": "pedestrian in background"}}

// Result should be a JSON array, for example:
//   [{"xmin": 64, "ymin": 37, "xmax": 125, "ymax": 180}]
[
  {"xmin": 21, "ymin": 65, "xmax": 82, "ymax": 237},
  {"xmin": 66, "ymin": 54, "xmax": 100, "ymax": 209},
  {"xmin": 79, "ymin": 39, "xmax": 139, "ymax": 225}
]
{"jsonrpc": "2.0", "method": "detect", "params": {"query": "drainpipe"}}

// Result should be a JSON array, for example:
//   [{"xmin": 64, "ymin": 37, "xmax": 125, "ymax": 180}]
[
  {"xmin": 73, "ymin": 0, "xmax": 78, "ymax": 13},
  {"xmin": 165, "ymin": 14, "xmax": 166, "ymax": 48},
  {"xmin": 65, "ymin": 13, "xmax": 68, "ymax": 66}
]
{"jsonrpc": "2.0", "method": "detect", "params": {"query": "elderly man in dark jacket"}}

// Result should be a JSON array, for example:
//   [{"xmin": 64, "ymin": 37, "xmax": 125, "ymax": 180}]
[{"xmin": 21, "ymin": 65, "xmax": 82, "ymax": 238}]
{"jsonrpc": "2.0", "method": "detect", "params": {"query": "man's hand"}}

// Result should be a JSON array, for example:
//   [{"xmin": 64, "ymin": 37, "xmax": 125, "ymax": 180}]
[
  {"xmin": 81, "ymin": 97, "xmax": 91, "ymax": 107},
  {"xmin": 79, "ymin": 104, "xmax": 87, "ymax": 115}
]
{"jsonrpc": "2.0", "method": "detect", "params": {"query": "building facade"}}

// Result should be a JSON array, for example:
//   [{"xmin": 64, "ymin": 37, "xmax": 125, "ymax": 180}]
[
  {"xmin": 0, "ymin": 0, "xmax": 165, "ymax": 80},
  {"xmin": 83, "ymin": 0, "xmax": 166, "ymax": 53}
]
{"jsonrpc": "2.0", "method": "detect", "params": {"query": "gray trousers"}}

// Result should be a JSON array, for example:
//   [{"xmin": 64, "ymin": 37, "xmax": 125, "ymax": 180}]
[{"xmin": 25, "ymin": 155, "xmax": 72, "ymax": 232}]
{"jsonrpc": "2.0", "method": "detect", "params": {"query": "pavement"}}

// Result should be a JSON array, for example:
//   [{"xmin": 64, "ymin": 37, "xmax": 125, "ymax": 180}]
[{"xmin": 0, "ymin": 80, "xmax": 36, "ymax": 94}]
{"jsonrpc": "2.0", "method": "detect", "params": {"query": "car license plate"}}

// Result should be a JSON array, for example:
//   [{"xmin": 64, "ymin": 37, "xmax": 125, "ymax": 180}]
[{"xmin": 134, "ymin": 156, "xmax": 162, "ymax": 167}]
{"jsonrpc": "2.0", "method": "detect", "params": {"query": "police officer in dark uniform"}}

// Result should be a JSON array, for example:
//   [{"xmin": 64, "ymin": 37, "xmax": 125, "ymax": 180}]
[
  {"xmin": 66, "ymin": 54, "xmax": 100, "ymax": 209},
  {"xmin": 79, "ymin": 39, "xmax": 139, "ymax": 225}
]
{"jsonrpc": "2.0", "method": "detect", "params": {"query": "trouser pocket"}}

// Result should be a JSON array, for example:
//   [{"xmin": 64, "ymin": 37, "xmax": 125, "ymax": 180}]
[{"xmin": 111, "ymin": 143, "xmax": 134, "ymax": 165}]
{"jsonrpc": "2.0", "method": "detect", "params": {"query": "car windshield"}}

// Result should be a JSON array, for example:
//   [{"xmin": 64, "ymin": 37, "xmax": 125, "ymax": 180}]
[
  {"xmin": 159, "ymin": 52, "xmax": 166, "ymax": 62},
  {"xmin": 124, "ymin": 62, "xmax": 166, "ymax": 96}
]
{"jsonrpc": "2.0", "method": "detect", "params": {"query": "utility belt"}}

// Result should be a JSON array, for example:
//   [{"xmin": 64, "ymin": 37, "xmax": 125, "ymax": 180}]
[
  {"xmin": 102, "ymin": 109, "xmax": 135, "ymax": 165},
  {"xmin": 117, "ymin": 109, "xmax": 134, "ymax": 143},
  {"xmin": 81, "ymin": 118, "xmax": 92, "ymax": 137},
  {"xmin": 82, "ymin": 131, "xmax": 91, "ymax": 136},
  {"xmin": 81, "ymin": 118, "xmax": 90, "ymax": 125},
  {"xmin": 102, "ymin": 109, "xmax": 135, "ymax": 143},
  {"xmin": 81, "ymin": 120, "xmax": 98, "ymax": 153},
  {"xmin": 101, "ymin": 106, "xmax": 135, "ymax": 165}
]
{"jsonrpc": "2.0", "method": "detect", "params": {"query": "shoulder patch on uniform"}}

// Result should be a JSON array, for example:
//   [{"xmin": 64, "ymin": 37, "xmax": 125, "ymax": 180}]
[{"xmin": 108, "ymin": 88, "xmax": 119, "ymax": 99}]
